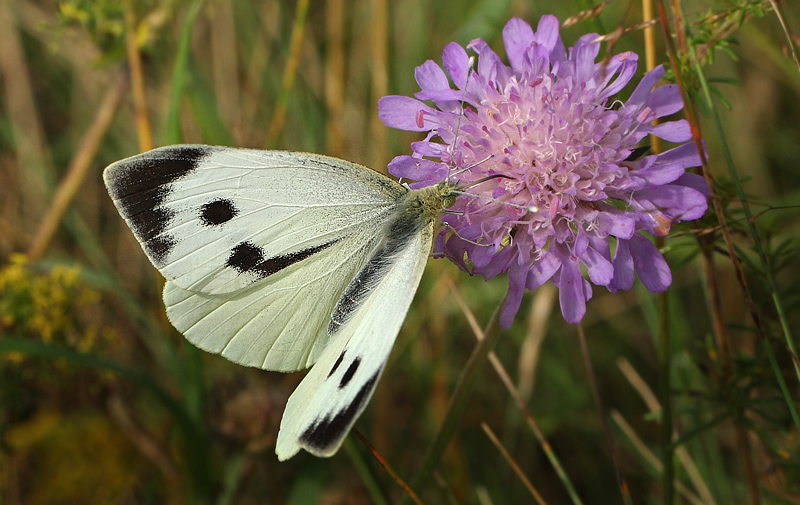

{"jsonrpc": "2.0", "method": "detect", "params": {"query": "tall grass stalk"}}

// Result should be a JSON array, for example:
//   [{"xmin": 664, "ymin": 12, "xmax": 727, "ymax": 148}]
[{"xmin": 404, "ymin": 296, "xmax": 505, "ymax": 501}]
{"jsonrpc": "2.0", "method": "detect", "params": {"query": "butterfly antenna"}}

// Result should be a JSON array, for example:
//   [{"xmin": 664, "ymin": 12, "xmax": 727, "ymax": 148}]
[
  {"xmin": 452, "ymin": 189, "xmax": 541, "ymax": 213},
  {"xmin": 446, "ymin": 56, "xmax": 476, "ymax": 184},
  {"xmin": 451, "ymin": 174, "xmax": 540, "ymax": 213},
  {"xmin": 449, "ymin": 154, "xmax": 493, "ymax": 178}
]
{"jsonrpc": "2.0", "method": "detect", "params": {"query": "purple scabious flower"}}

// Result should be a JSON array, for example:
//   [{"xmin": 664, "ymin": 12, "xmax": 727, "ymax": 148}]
[{"xmin": 378, "ymin": 16, "xmax": 709, "ymax": 326}]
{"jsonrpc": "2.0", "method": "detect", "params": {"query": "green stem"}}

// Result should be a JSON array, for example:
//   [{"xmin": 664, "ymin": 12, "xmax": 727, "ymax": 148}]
[
  {"xmin": 165, "ymin": 0, "xmax": 205, "ymax": 144},
  {"xmin": 345, "ymin": 439, "xmax": 391, "ymax": 505},
  {"xmin": 403, "ymin": 296, "xmax": 505, "ymax": 502},
  {"xmin": 693, "ymin": 53, "xmax": 799, "ymax": 383},
  {"xmin": 658, "ymin": 291, "xmax": 675, "ymax": 505},
  {"xmin": 692, "ymin": 61, "xmax": 800, "ymax": 436}
]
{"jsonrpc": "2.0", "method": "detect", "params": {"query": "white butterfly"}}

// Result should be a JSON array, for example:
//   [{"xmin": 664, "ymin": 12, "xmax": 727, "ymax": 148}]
[{"xmin": 103, "ymin": 145, "xmax": 458, "ymax": 460}]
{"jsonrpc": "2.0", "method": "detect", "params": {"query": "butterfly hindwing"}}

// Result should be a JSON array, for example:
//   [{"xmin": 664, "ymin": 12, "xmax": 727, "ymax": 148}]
[
  {"xmin": 161, "ymin": 227, "xmax": 380, "ymax": 371},
  {"xmin": 276, "ymin": 219, "xmax": 434, "ymax": 459}
]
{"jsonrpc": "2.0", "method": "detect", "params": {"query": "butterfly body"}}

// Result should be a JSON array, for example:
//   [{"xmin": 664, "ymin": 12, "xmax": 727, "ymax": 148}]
[{"xmin": 104, "ymin": 145, "xmax": 458, "ymax": 459}]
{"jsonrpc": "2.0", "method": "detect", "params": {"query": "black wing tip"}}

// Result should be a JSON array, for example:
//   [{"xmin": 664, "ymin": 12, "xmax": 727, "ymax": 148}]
[
  {"xmin": 103, "ymin": 145, "xmax": 213, "ymax": 198},
  {"xmin": 104, "ymin": 145, "xmax": 214, "ymax": 267},
  {"xmin": 298, "ymin": 372, "xmax": 379, "ymax": 453}
]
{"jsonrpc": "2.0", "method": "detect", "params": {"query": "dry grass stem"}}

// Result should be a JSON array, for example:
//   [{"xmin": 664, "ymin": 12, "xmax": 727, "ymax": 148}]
[
  {"xmin": 617, "ymin": 358, "xmax": 718, "ymax": 505},
  {"xmin": 107, "ymin": 394, "xmax": 180, "ymax": 482},
  {"xmin": 481, "ymin": 423, "xmax": 547, "ymax": 505},
  {"xmin": 0, "ymin": 0, "xmax": 53, "ymax": 227},
  {"xmin": 611, "ymin": 410, "xmax": 708, "ymax": 505},
  {"xmin": 325, "ymin": 0, "xmax": 346, "ymax": 157},
  {"xmin": 125, "ymin": 5, "xmax": 153, "ymax": 151},
  {"xmin": 353, "ymin": 430, "xmax": 425, "ymax": 505},
  {"xmin": 562, "ymin": 1, "xmax": 613, "ymax": 28},
  {"xmin": 517, "ymin": 282, "xmax": 556, "ymax": 403},
  {"xmin": 447, "ymin": 278, "xmax": 584, "ymax": 505},
  {"xmin": 209, "ymin": 0, "xmax": 241, "ymax": 142},
  {"xmin": 28, "ymin": 71, "xmax": 129, "ymax": 260},
  {"xmin": 265, "ymin": 0, "xmax": 311, "ymax": 146},
  {"xmin": 369, "ymin": 0, "xmax": 389, "ymax": 171},
  {"xmin": 577, "ymin": 323, "xmax": 631, "ymax": 504}
]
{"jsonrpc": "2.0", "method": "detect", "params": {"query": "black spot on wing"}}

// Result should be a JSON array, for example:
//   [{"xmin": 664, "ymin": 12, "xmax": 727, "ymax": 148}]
[
  {"xmin": 299, "ymin": 372, "xmax": 379, "ymax": 452},
  {"xmin": 106, "ymin": 146, "xmax": 211, "ymax": 265},
  {"xmin": 328, "ymin": 351, "xmax": 345, "ymax": 378},
  {"xmin": 339, "ymin": 357, "xmax": 361, "ymax": 388},
  {"xmin": 200, "ymin": 198, "xmax": 238, "ymax": 226},
  {"xmin": 226, "ymin": 239, "xmax": 338, "ymax": 279},
  {"xmin": 146, "ymin": 234, "xmax": 178, "ymax": 265}
]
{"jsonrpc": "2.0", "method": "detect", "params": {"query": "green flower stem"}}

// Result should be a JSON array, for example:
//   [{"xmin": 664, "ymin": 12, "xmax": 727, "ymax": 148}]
[
  {"xmin": 658, "ymin": 291, "xmax": 675, "ymax": 505},
  {"xmin": 403, "ymin": 295, "xmax": 505, "ymax": 502},
  {"xmin": 694, "ymin": 58, "xmax": 799, "ymax": 380},
  {"xmin": 345, "ymin": 439, "xmax": 391, "ymax": 505},
  {"xmin": 165, "ymin": 0, "xmax": 205, "ymax": 144},
  {"xmin": 692, "ymin": 60, "xmax": 800, "ymax": 434}
]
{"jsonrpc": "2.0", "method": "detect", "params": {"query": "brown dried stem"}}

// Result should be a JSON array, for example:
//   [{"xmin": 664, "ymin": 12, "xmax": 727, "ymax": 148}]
[
  {"xmin": 125, "ymin": 3, "xmax": 153, "ymax": 152},
  {"xmin": 481, "ymin": 423, "xmax": 547, "ymax": 505},
  {"xmin": 27, "ymin": 71, "xmax": 128, "ymax": 260},
  {"xmin": 352, "ymin": 430, "xmax": 425, "ymax": 505},
  {"xmin": 577, "ymin": 323, "xmax": 632, "ymax": 505}
]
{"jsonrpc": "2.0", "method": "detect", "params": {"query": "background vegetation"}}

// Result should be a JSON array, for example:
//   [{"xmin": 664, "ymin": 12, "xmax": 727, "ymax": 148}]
[{"xmin": 1, "ymin": 0, "xmax": 799, "ymax": 503}]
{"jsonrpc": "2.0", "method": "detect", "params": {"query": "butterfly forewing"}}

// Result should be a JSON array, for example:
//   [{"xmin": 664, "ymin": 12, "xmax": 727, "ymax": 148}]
[{"xmin": 104, "ymin": 145, "xmax": 405, "ymax": 295}]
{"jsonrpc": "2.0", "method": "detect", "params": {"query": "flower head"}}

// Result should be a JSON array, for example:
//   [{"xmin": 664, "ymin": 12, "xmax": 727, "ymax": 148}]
[{"xmin": 378, "ymin": 16, "xmax": 709, "ymax": 326}]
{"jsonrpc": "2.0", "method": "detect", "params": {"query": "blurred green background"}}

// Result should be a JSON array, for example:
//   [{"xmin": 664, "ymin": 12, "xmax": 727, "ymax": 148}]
[{"xmin": 1, "ymin": 0, "xmax": 799, "ymax": 504}]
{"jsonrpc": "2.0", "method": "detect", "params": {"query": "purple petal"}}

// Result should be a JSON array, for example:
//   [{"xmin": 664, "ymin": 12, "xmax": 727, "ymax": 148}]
[
  {"xmin": 500, "ymin": 259, "xmax": 528, "ymax": 329},
  {"xmin": 597, "ymin": 211, "xmax": 635, "ymax": 239},
  {"xmin": 635, "ymin": 185, "xmax": 708, "ymax": 221},
  {"xmin": 378, "ymin": 96, "xmax": 437, "ymax": 131},
  {"xmin": 656, "ymin": 142, "xmax": 703, "ymax": 170},
  {"xmin": 526, "ymin": 252, "xmax": 560, "ymax": 290},
  {"xmin": 581, "ymin": 246, "xmax": 613, "ymax": 286},
  {"xmin": 645, "ymin": 84, "xmax": 684, "ymax": 118},
  {"xmin": 473, "ymin": 245, "xmax": 514, "ymax": 280},
  {"xmin": 588, "ymin": 234, "xmax": 612, "ymax": 263},
  {"xmin": 612, "ymin": 239, "xmax": 634, "ymax": 291},
  {"xmin": 415, "ymin": 60, "xmax": 450, "ymax": 91},
  {"xmin": 442, "ymin": 42, "xmax": 470, "ymax": 89},
  {"xmin": 573, "ymin": 40, "xmax": 601, "ymax": 84},
  {"xmin": 597, "ymin": 55, "xmax": 638, "ymax": 100},
  {"xmin": 628, "ymin": 235, "xmax": 671, "ymax": 292},
  {"xmin": 626, "ymin": 65, "xmax": 665, "ymax": 109},
  {"xmin": 410, "ymin": 140, "xmax": 448, "ymax": 157},
  {"xmin": 675, "ymin": 172, "xmax": 710, "ymax": 196},
  {"xmin": 634, "ymin": 161, "xmax": 690, "ymax": 186},
  {"xmin": 534, "ymin": 15, "xmax": 561, "ymax": 52},
  {"xmin": 468, "ymin": 38, "xmax": 511, "ymax": 86},
  {"xmin": 414, "ymin": 89, "xmax": 464, "ymax": 102},
  {"xmin": 439, "ymin": 233, "xmax": 470, "ymax": 271},
  {"xmin": 503, "ymin": 17, "xmax": 535, "ymax": 71},
  {"xmin": 642, "ymin": 120, "xmax": 692, "ymax": 142},
  {"xmin": 388, "ymin": 156, "xmax": 447, "ymax": 180},
  {"xmin": 557, "ymin": 252, "xmax": 586, "ymax": 323},
  {"xmin": 582, "ymin": 277, "xmax": 593, "ymax": 302}
]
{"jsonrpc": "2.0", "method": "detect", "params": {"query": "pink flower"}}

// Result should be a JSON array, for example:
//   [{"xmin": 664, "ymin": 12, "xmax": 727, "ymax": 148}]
[{"xmin": 379, "ymin": 16, "xmax": 708, "ymax": 326}]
